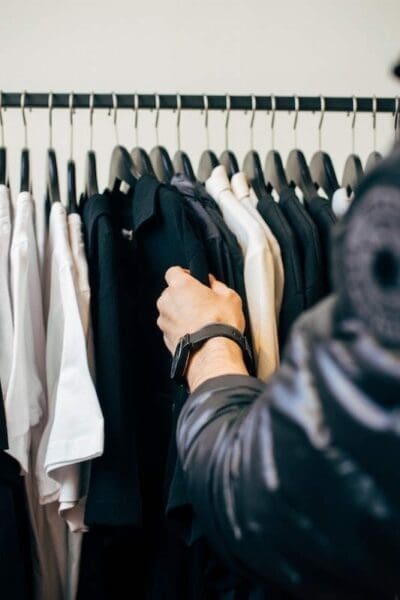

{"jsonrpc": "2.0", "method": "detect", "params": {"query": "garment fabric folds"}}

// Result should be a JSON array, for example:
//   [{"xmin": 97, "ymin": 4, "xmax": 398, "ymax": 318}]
[{"xmin": 79, "ymin": 177, "xmax": 220, "ymax": 599}]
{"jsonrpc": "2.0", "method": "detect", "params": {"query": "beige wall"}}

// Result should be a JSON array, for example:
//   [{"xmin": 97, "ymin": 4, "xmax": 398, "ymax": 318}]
[{"xmin": 0, "ymin": 0, "xmax": 399, "ymax": 201}]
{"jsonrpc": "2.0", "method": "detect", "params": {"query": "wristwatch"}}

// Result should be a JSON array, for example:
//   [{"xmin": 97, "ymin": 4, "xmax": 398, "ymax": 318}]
[{"xmin": 170, "ymin": 323, "xmax": 253, "ymax": 384}]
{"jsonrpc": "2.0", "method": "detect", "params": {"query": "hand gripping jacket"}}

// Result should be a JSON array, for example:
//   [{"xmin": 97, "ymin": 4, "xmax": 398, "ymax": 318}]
[{"xmin": 176, "ymin": 146, "xmax": 400, "ymax": 599}]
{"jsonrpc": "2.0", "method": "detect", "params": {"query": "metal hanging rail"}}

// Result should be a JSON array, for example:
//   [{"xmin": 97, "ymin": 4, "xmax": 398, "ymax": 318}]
[{"xmin": 0, "ymin": 93, "xmax": 398, "ymax": 112}]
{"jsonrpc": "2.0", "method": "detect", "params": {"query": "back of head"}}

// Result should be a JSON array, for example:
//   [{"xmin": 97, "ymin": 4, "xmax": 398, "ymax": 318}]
[{"xmin": 333, "ymin": 144, "xmax": 400, "ymax": 348}]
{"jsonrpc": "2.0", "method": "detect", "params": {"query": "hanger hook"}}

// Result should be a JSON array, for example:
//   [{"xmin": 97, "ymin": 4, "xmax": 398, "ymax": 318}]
[
  {"xmin": 269, "ymin": 94, "xmax": 276, "ymax": 150},
  {"xmin": 372, "ymin": 95, "xmax": 377, "ymax": 152},
  {"xmin": 350, "ymin": 95, "xmax": 357, "ymax": 154},
  {"xmin": 250, "ymin": 94, "xmax": 256, "ymax": 150},
  {"xmin": 48, "ymin": 92, "xmax": 53, "ymax": 148},
  {"xmin": 394, "ymin": 95, "xmax": 399, "ymax": 141},
  {"xmin": 176, "ymin": 93, "xmax": 182, "ymax": 151},
  {"xmin": 89, "ymin": 92, "xmax": 95, "ymax": 151},
  {"xmin": 69, "ymin": 92, "xmax": 74, "ymax": 159},
  {"xmin": 318, "ymin": 95, "xmax": 325, "ymax": 151},
  {"xmin": 0, "ymin": 91, "xmax": 4, "ymax": 147},
  {"xmin": 293, "ymin": 94, "xmax": 299, "ymax": 148},
  {"xmin": 112, "ymin": 92, "xmax": 119, "ymax": 145},
  {"xmin": 134, "ymin": 92, "xmax": 139, "ymax": 146},
  {"xmin": 154, "ymin": 93, "xmax": 160, "ymax": 146},
  {"xmin": 203, "ymin": 94, "xmax": 210, "ymax": 150},
  {"xmin": 21, "ymin": 91, "xmax": 28, "ymax": 147},
  {"xmin": 225, "ymin": 93, "xmax": 231, "ymax": 149}
]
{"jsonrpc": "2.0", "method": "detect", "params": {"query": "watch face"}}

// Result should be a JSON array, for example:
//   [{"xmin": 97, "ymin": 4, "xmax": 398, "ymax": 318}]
[{"xmin": 170, "ymin": 335, "xmax": 190, "ymax": 382}]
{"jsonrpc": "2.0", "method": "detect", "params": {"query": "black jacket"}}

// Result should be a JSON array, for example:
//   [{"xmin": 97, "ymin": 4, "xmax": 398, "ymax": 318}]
[
  {"xmin": 279, "ymin": 187, "xmax": 326, "ymax": 307},
  {"xmin": 176, "ymin": 296, "xmax": 400, "ymax": 599},
  {"xmin": 254, "ymin": 189, "xmax": 305, "ymax": 347}
]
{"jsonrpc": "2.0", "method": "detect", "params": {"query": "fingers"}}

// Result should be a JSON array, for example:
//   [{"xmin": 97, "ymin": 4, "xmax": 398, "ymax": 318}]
[{"xmin": 165, "ymin": 266, "xmax": 191, "ymax": 286}]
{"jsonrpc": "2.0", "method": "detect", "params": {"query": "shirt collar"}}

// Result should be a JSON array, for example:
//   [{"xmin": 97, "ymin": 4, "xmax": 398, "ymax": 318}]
[{"xmin": 131, "ymin": 174, "xmax": 161, "ymax": 232}]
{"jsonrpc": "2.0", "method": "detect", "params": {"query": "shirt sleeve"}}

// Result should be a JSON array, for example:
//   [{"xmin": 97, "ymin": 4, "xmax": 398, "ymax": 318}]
[{"xmin": 176, "ymin": 309, "xmax": 400, "ymax": 598}]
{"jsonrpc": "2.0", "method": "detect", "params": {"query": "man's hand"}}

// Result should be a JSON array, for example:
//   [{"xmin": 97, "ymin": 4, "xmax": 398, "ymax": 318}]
[
  {"xmin": 156, "ymin": 266, "xmax": 245, "ymax": 354},
  {"xmin": 156, "ymin": 266, "xmax": 249, "ymax": 391}
]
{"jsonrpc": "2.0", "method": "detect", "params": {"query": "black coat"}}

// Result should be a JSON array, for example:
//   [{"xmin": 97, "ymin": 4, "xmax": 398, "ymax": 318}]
[{"xmin": 176, "ymin": 296, "xmax": 400, "ymax": 599}]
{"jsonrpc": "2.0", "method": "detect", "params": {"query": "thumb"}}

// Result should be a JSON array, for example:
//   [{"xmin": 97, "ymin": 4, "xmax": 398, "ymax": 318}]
[{"xmin": 210, "ymin": 277, "xmax": 231, "ymax": 296}]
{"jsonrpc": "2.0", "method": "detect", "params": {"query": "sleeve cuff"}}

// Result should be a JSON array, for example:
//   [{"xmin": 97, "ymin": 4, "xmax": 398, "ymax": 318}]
[{"xmin": 190, "ymin": 374, "xmax": 265, "ymax": 398}]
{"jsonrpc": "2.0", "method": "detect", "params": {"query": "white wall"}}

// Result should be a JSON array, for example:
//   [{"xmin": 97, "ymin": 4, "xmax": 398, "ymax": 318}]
[{"xmin": 0, "ymin": 0, "xmax": 399, "ymax": 201}]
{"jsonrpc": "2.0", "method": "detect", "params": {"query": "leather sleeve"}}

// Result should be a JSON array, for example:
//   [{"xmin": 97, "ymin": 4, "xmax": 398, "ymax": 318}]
[{"xmin": 176, "ymin": 298, "xmax": 400, "ymax": 599}]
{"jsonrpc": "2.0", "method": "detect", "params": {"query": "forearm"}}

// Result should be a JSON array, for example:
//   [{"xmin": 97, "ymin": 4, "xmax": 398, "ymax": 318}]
[{"xmin": 186, "ymin": 336, "xmax": 249, "ymax": 392}]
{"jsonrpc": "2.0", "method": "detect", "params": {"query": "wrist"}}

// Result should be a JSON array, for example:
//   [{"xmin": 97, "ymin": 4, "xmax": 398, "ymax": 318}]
[{"xmin": 186, "ymin": 336, "xmax": 248, "ymax": 393}]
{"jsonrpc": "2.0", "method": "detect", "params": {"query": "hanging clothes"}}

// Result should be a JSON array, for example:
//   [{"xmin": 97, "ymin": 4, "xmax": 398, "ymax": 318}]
[
  {"xmin": 206, "ymin": 165, "xmax": 279, "ymax": 380},
  {"xmin": 249, "ymin": 187, "xmax": 305, "ymax": 347},
  {"xmin": 230, "ymin": 171, "xmax": 284, "ymax": 322},
  {"xmin": 170, "ymin": 173, "xmax": 254, "ymax": 364},
  {"xmin": 303, "ymin": 195, "xmax": 337, "ymax": 292},
  {"xmin": 34, "ymin": 201, "xmax": 103, "ymax": 600},
  {"xmin": 278, "ymin": 186, "xmax": 326, "ymax": 308},
  {"xmin": 0, "ymin": 185, "xmax": 13, "ymax": 405},
  {"xmin": 6, "ymin": 191, "xmax": 46, "ymax": 473}
]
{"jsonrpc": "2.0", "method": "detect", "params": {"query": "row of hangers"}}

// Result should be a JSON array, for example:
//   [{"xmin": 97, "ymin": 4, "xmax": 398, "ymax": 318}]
[
  {"xmin": 0, "ymin": 92, "xmax": 395, "ymax": 215},
  {"xmin": 108, "ymin": 93, "xmax": 385, "ymax": 205}
]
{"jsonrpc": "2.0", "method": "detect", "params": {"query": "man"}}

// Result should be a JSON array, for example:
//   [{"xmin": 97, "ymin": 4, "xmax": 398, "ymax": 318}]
[{"xmin": 156, "ymin": 148, "xmax": 400, "ymax": 599}]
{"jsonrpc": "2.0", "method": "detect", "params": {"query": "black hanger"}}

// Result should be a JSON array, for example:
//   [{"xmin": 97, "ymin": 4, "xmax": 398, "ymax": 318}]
[
  {"xmin": 65, "ymin": 94, "xmax": 78, "ymax": 214},
  {"xmin": 365, "ymin": 150, "xmax": 382, "ymax": 173},
  {"xmin": 264, "ymin": 151, "xmax": 288, "ymax": 195},
  {"xmin": 130, "ymin": 93, "xmax": 155, "ymax": 177},
  {"xmin": 0, "ymin": 148, "xmax": 6, "ymax": 185},
  {"xmin": 108, "ymin": 94, "xmax": 138, "ymax": 192},
  {"xmin": 198, "ymin": 150, "xmax": 219, "ymax": 183},
  {"xmin": 342, "ymin": 96, "xmax": 364, "ymax": 196},
  {"xmin": 364, "ymin": 97, "xmax": 383, "ymax": 173},
  {"xmin": 84, "ymin": 94, "xmax": 99, "ymax": 199},
  {"xmin": 85, "ymin": 150, "xmax": 99, "ymax": 198},
  {"xmin": 285, "ymin": 96, "xmax": 317, "ymax": 202},
  {"xmin": 109, "ymin": 145, "xmax": 138, "ymax": 191},
  {"xmin": 174, "ymin": 151, "xmax": 195, "ymax": 181},
  {"xmin": 150, "ymin": 146, "xmax": 174, "ymax": 183},
  {"xmin": 0, "ymin": 93, "xmax": 6, "ymax": 185},
  {"xmin": 342, "ymin": 154, "xmax": 363, "ymax": 196},
  {"xmin": 149, "ymin": 94, "xmax": 174, "ymax": 183},
  {"xmin": 67, "ymin": 159, "xmax": 78, "ymax": 213},
  {"xmin": 243, "ymin": 150, "xmax": 267, "ymax": 198},
  {"xmin": 47, "ymin": 148, "xmax": 61, "ymax": 204},
  {"xmin": 197, "ymin": 95, "xmax": 220, "ymax": 183},
  {"xmin": 131, "ymin": 147, "xmax": 155, "ymax": 177},
  {"xmin": 20, "ymin": 148, "xmax": 30, "ymax": 192},
  {"xmin": 220, "ymin": 150, "xmax": 239, "ymax": 179},
  {"xmin": 310, "ymin": 151, "xmax": 339, "ymax": 198},
  {"xmin": 242, "ymin": 96, "xmax": 269, "ymax": 198},
  {"xmin": 309, "ymin": 96, "xmax": 339, "ymax": 198},
  {"xmin": 219, "ymin": 95, "xmax": 239, "ymax": 178},
  {"xmin": 46, "ymin": 94, "xmax": 60, "ymax": 204},
  {"xmin": 20, "ymin": 93, "xmax": 30, "ymax": 192},
  {"xmin": 286, "ymin": 149, "xmax": 318, "ymax": 202},
  {"xmin": 172, "ymin": 94, "xmax": 196, "ymax": 181},
  {"xmin": 263, "ymin": 95, "xmax": 289, "ymax": 195}
]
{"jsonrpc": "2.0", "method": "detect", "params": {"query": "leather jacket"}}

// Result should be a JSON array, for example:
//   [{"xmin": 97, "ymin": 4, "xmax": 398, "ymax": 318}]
[{"xmin": 176, "ymin": 294, "xmax": 400, "ymax": 599}]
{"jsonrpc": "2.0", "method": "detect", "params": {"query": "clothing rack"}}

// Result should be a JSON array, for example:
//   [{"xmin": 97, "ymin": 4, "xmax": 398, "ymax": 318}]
[{"xmin": 0, "ymin": 93, "xmax": 398, "ymax": 112}]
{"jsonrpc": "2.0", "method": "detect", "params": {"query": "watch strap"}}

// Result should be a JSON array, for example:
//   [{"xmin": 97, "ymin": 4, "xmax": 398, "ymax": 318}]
[{"xmin": 187, "ymin": 323, "xmax": 253, "ymax": 372}]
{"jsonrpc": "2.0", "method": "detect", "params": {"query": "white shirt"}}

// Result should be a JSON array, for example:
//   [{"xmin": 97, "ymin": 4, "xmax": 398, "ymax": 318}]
[
  {"xmin": 231, "ymin": 172, "xmax": 284, "ymax": 321},
  {"xmin": 206, "ymin": 166, "xmax": 279, "ymax": 380},
  {"xmin": 332, "ymin": 187, "xmax": 352, "ymax": 219},
  {"xmin": 59, "ymin": 212, "xmax": 97, "ymax": 533},
  {"xmin": 0, "ymin": 185, "xmax": 13, "ymax": 396},
  {"xmin": 6, "ymin": 192, "xmax": 46, "ymax": 472},
  {"xmin": 68, "ymin": 213, "xmax": 95, "ymax": 383},
  {"xmin": 36, "ymin": 202, "xmax": 103, "ymax": 509}
]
